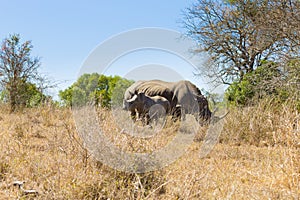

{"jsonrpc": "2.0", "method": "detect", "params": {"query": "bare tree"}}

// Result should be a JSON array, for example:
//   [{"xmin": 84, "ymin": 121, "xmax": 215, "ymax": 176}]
[
  {"xmin": 183, "ymin": 0, "xmax": 300, "ymax": 84},
  {"xmin": 0, "ymin": 34, "xmax": 43, "ymax": 112}
]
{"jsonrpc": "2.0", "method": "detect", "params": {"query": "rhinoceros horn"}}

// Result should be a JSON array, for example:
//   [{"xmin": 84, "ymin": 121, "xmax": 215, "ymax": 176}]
[{"xmin": 211, "ymin": 111, "xmax": 229, "ymax": 124}]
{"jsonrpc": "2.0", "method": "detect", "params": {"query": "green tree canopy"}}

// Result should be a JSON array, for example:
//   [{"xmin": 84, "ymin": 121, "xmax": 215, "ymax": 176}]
[
  {"xmin": 0, "ymin": 34, "xmax": 48, "ymax": 111},
  {"xmin": 0, "ymin": 81, "xmax": 49, "ymax": 108},
  {"xmin": 225, "ymin": 60, "xmax": 300, "ymax": 106},
  {"xmin": 59, "ymin": 73, "xmax": 134, "ymax": 107},
  {"xmin": 183, "ymin": 0, "xmax": 300, "ymax": 84}
]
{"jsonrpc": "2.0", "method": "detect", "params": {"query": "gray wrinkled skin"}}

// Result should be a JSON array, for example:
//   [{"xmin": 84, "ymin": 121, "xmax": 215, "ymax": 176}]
[
  {"xmin": 123, "ymin": 92, "xmax": 170, "ymax": 125},
  {"xmin": 123, "ymin": 80, "xmax": 212, "ymax": 122}
]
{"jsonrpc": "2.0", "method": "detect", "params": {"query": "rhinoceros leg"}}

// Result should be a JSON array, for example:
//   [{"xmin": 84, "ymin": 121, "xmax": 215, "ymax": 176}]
[
  {"xmin": 171, "ymin": 106, "xmax": 181, "ymax": 122},
  {"xmin": 137, "ymin": 112, "xmax": 150, "ymax": 126},
  {"xmin": 130, "ymin": 110, "xmax": 137, "ymax": 122}
]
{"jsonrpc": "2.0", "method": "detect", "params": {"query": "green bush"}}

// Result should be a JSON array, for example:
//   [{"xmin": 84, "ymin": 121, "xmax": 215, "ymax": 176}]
[
  {"xmin": 59, "ymin": 73, "xmax": 134, "ymax": 108},
  {"xmin": 225, "ymin": 60, "xmax": 300, "ymax": 106},
  {"xmin": 0, "ymin": 81, "xmax": 49, "ymax": 108}
]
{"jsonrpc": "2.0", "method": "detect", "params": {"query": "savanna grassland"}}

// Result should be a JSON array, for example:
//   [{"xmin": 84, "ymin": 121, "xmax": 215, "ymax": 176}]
[{"xmin": 0, "ymin": 99, "xmax": 299, "ymax": 200}]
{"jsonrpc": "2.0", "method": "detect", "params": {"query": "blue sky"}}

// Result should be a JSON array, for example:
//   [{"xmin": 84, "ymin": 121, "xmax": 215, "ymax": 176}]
[{"xmin": 0, "ymin": 0, "xmax": 222, "ymax": 98}]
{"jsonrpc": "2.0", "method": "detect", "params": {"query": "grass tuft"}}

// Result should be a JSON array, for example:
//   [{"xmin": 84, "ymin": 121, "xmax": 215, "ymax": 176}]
[{"xmin": 0, "ymin": 99, "xmax": 299, "ymax": 199}]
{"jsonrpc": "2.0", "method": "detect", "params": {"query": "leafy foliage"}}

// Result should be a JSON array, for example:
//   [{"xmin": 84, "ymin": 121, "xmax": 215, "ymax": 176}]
[
  {"xmin": 183, "ymin": 0, "xmax": 300, "ymax": 84},
  {"xmin": 59, "ymin": 73, "xmax": 134, "ymax": 107},
  {"xmin": 225, "ymin": 60, "xmax": 300, "ymax": 106},
  {"xmin": 0, "ymin": 81, "xmax": 48, "ymax": 108},
  {"xmin": 0, "ymin": 34, "xmax": 48, "ymax": 111}
]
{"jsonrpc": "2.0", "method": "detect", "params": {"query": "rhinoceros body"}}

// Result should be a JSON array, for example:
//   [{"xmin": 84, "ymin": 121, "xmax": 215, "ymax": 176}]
[
  {"xmin": 123, "ymin": 92, "xmax": 170, "ymax": 124},
  {"xmin": 123, "ymin": 80, "xmax": 211, "ymax": 121}
]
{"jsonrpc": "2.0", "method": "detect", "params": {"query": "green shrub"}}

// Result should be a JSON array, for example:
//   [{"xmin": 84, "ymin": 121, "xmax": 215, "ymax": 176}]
[
  {"xmin": 0, "ymin": 81, "xmax": 49, "ymax": 108},
  {"xmin": 225, "ymin": 60, "xmax": 300, "ymax": 106},
  {"xmin": 59, "ymin": 73, "xmax": 134, "ymax": 108}
]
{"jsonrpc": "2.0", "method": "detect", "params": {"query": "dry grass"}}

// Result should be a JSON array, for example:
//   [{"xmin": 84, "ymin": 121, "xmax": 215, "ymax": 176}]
[
  {"xmin": 0, "ymin": 99, "xmax": 299, "ymax": 199},
  {"xmin": 221, "ymin": 98, "xmax": 300, "ymax": 148}
]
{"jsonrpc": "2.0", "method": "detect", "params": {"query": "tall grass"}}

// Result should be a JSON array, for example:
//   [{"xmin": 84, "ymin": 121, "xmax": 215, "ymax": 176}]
[
  {"xmin": 222, "ymin": 97, "xmax": 300, "ymax": 147},
  {"xmin": 0, "ymin": 99, "xmax": 299, "ymax": 199}
]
